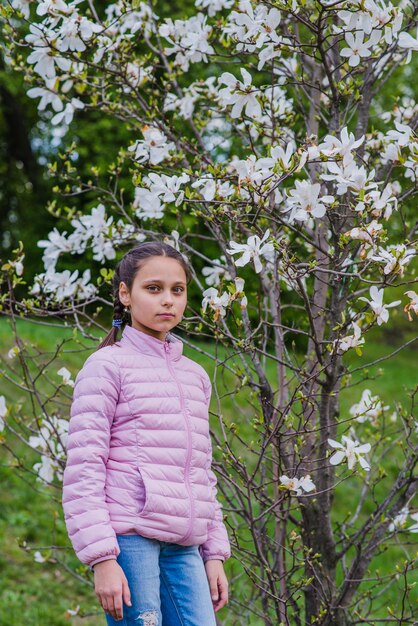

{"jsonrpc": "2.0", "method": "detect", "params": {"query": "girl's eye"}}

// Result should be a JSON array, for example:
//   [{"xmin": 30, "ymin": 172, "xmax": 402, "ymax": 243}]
[{"xmin": 146, "ymin": 286, "xmax": 184, "ymax": 293}]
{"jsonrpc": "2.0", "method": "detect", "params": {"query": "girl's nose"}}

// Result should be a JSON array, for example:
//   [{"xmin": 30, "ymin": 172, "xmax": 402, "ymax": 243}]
[{"xmin": 161, "ymin": 290, "xmax": 174, "ymax": 305}]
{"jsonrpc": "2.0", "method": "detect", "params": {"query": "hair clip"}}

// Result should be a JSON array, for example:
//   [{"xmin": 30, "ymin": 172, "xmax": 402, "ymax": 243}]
[{"xmin": 112, "ymin": 319, "xmax": 123, "ymax": 328}]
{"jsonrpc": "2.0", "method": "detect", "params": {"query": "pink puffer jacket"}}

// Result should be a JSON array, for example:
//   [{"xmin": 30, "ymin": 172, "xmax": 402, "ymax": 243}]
[{"xmin": 62, "ymin": 325, "xmax": 230, "ymax": 568}]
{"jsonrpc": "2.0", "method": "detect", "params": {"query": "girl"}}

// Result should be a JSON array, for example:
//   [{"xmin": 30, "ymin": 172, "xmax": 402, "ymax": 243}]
[{"xmin": 62, "ymin": 242, "xmax": 230, "ymax": 625}]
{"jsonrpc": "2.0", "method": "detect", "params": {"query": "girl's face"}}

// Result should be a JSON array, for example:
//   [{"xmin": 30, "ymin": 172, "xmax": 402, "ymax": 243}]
[{"xmin": 119, "ymin": 255, "xmax": 188, "ymax": 341}]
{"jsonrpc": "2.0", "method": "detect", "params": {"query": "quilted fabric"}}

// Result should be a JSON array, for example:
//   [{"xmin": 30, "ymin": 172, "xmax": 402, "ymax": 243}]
[{"xmin": 62, "ymin": 325, "xmax": 230, "ymax": 567}]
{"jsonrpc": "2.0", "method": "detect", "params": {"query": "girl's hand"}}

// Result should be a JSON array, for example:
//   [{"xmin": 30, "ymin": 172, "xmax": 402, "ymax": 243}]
[
  {"xmin": 93, "ymin": 559, "xmax": 132, "ymax": 621},
  {"xmin": 204, "ymin": 559, "xmax": 229, "ymax": 612}
]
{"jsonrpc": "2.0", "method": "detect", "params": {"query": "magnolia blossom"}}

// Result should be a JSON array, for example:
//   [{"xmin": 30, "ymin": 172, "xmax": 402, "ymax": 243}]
[
  {"xmin": 349, "ymin": 389, "xmax": 389, "ymax": 424},
  {"xmin": 30, "ymin": 268, "xmax": 97, "ymax": 302},
  {"xmin": 344, "ymin": 220, "xmax": 383, "ymax": 257},
  {"xmin": 358, "ymin": 286, "xmax": 401, "ymax": 325},
  {"xmin": 145, "ymin": 172, "xmax": 190, "ymax": 205},
  {"xmin": 192, "ymin": 174, "xmax": 234, "ymax": 201},
  {"xmin": 34, "ymin": 551, "xmax": 46, "ymax": 563},
  {"xmin": 11, "ymin": 0, "xmax": 31, "ymax": 19},
  {"xmin": 38, "ymin": 228, "xmax": 75, "ymax": 270},
  {"xmin": 340, "ymin": 30, "xmax": 381, "ymax": 67},
  {"xmin": 322, "ymin": 161, "xmax": 378, "ymax": 195},
  {"xmin": 201, "ymin": 287, "xmax": 230, "ymax": 321},
  {"xmin": 218, "ymin": 68, "xmax": 262, "ymax": 120},
  {"xmin": 195, "ymin": 0, "xmax": 234, "ymax": 16},
  {"xmin": 227, "ymin": 230, "xmax": 274, "ymax": 274},
  {"xmin": 128, "ymin": 127, "xmax": 175, "ymax": 165},
  {"xmin": 57, "ymin": 367, "xmax": 75, "ymax": 387},
  {"xmin": 280, "ymin": 474, "xmax": 316, "ymax": 497},
  {"xmin": 370, "ymin": 244, "xmax": 415, "ymax": 277},
  {"xmin": 27, "ymin": 81, "xmax": 64, "ymax": 112},
  {"xmin": 231, "ymin": 155, "xmax": 273, "ymax": 186},
  {"xmin": 409, "ymin": 512, "xmax": 418, "ymax": 533},
  {"xmin": 225, "ymin": 1, "xmax": 282, "ymax": 52},
  {"xmin": 328, "ymin": 435, "xmax": 371, "ymax": 471},
  {"xmin": 0, "ymin": 396, "xmax": 7, "ymax": 431},
  {"xmin": 404, "ymin": 291, "xmax": 418, "ymax": 321},
  {"xmin": 55, "ymin": 14, "xmax": 102, "ymax": 52},
  {"xmin": 388, "ymin": 506, "xmax": 409, "ymax": 532},
  {"xmin": 133, "ymin": 189, "xmax": 165, "ymax": 220},
  {"xmin": 318, "ymin": 127, "xmax": 364, "ymax": 166},
  {"xmin": 284, "ymin": 181, "xmax": 334, "ymax": 223},
  {"xmin": 51, "ymin": 97, "xmax": 84, "ymax": 126},
  {"xmin": 7, "ymin": 347, "xmax": 20, "ymax": 359},
  {"xmin": 26, "ymin": 24, "xmax": 72, "ymax": 79},
  {"xmin": 159, "ymin": 13, "xmax": 214, "ymax": 71},
  {"xmin": 337, "ymin": 321, "xmax": 365, "ymax": 353},
  {"xmin": 202, "ymin": 256, "xmax": 232, "ymax": 287},
  {"xmin": 398, "ymin": 29, "xmax": 418, "ymax": 53},
  {"xmin": 227, "ymin": 277, "xmax": 248, "ymax": 309}
]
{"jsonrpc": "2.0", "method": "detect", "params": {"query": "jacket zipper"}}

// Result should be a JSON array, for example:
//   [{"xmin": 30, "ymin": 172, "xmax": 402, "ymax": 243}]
[{"xmin": 164, "ymin": 340, "xmax": 195, "ymax": 542}]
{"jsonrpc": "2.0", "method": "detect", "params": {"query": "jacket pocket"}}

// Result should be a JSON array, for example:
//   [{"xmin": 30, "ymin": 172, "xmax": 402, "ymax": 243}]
[{"xmin": 137, "ymin": 467, "xmax": 151, "ymax": 517}]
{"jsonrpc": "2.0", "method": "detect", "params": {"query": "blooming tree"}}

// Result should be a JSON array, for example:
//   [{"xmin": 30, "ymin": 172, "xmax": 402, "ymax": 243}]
[{"xmin": 1, "ymin": 0, "xmax": 418, "ymax": 624}]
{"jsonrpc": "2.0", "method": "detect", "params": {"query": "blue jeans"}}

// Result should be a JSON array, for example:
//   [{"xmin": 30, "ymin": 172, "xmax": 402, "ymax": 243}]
[{"xmin": 104, "ymin": 534, "xmax": 217, "ymax": 626}]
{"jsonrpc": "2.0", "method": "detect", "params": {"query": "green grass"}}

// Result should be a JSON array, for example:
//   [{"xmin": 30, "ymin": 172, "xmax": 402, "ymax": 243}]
[{"xmin": 0, "ymin": 317, "xmax": 417, "ymax": 625}]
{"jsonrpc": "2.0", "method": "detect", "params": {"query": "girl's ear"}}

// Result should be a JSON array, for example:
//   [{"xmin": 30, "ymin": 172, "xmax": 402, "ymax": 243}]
[{"xmin": 119, "ymin": 281, "xmax": 130, "ymax": 306}]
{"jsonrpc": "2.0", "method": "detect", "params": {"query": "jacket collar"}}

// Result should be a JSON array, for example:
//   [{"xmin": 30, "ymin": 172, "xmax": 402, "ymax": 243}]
[{"xmin": 120, "ymin": 325, "xmax": 183, "ymax": 361}]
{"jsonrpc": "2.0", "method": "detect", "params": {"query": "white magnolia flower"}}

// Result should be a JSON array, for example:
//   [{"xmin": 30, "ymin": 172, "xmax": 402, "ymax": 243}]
[
  {"xmin": 195, "ymin": 0, "xmax": 234, "ymax": 16},
  {"xmin": 55, "ymin": 15, "xmax": 102, "ymax": 53},
  {"xmin": 388, "ymin": 506, "xmax": 409, "ymax": 532},
  {"xmin": 37, "ymin": 228, "xmax": 75, "ymax": 270},
  {"xmin": 66, "ymin": 606, "xmax": 81, "ymax": 617},
  {"xmin": 8, "ymin": 347, "xmax": 20, "ymax": 359},
  {"xmin": 370, "ymin": 244, "xmax": 415, "ymax": 277},
  {"xmin": 340, "ymin": 30, "xmax": 381, "ymax": 67},
  {"xmin": 11, "ymin": 0, "xmax": 31, "ymax": 19},
  {"xmin": 218, "ymin": 68, "xmax": 262, "ymax": 120},
  {"xmin": 192, "ymin": 174, "xmax": 234, "ymax": 201},
  {"xmin": 398, "ymin": 29, "xmax": 418, "ymax": 52},
  {"xmin": 344, "ymin": 220, "xmax": 383, "ymax": 252},
  {"xmin": 337, "ymin": 321, "xmax": 365, "ymax": 353},
  {"xmin": 318, "ymin": 127, "xmax": 364, "ymax": 166},
  {"xmin": 280, "ymin": 474, "xmax": 316, "ymax": 496},
  {"xmin": 26, "ymin": 24, "xmax": 72, "ymax": 79},
  {"xmin": 284, "ymin": 181, "xmax": 334, "ymax": 223},
  {"xmin": 133, "ymin": 189, "xmax": 165, "ymax": 220},
  {"xmin": 51, "ymin": 97, "xmax": 84, "ymax": 126},
  {"xmin": 386, "ymin": 122, "xmax": 413, "ymax": 147},
  {"xmin": 57, "ymin": 367, "xmax": 75, "ymax": 387},
  {"xmin": 227, "ymin": 230, "xmax": 274, "ymax": 274},
  {"xmin": 128, "ymin": 126, "xmax": 175, "ymax": 165},
  {"xmin": 146, "ymin": 172, "xmax": 190, "ymax": 205},
  {"xmin": 404, "ymin": 290, "xmax": 418, "ymax": 321},
  {"xmin": 225, "ymin": 1, "xmax": 282, "ymax": 52},
  {"xmin": 409, "ymin": 512, "xmax": 418, "ymax": 533},
  {"xmin": 358, "ymin": 286, "xmax": 401, "ymax": 325},
  {"xmin": 27, "ymin": 81, "xmax": 64, "ymax": 113},
  {"xmin": 33, "ymin": 455, "xmax": 56, "ymax": 484},
  {"xmin": 322, "ymin": 161, "xmax": 378, "ymax": 195},
  {"xmin": 328, "ymin": 435, "xmax": 371, "ymax": 471},
  {"xmin": 231, "ymin": 155, "xmax": 273, "ymax": 186},
  {"xmin": 34, "ymin": 551, "xmax": 46, "ymax": 563},
  {"xmin": 201, "ymin": 287, "xmax": 230, "ymax": 320},
  {"xmin": 202, "ymin": 256, "xmax": 232, "ymax": 287},
  {"xmin": 159, "ymin": 13, "xmax": 214, "ymax": 71},
  {"xmin": 349, "ymin": 389, "xmax": 389, "ymax": 424},
  {"xmin": 0, "ymin": 396, "xmax": 7, "ymax": 431}
]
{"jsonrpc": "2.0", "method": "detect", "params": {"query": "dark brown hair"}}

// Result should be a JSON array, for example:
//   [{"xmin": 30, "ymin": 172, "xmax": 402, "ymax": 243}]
[{"xmin": 96, "ymin": 241, "xmax": 192, "ymax": 350}]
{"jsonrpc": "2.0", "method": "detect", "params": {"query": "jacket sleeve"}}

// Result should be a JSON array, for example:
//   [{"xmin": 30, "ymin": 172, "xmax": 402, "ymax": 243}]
[
  {"xmin": 62, "ymin": 352, "xmax": 121, "ymax": 568},
  {"xmin": 199, "ymin": 375, "xmax": 231, "ymax": 563}
]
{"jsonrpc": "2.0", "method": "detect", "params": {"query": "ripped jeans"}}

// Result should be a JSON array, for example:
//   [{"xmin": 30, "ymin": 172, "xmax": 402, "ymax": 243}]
[{"xmin": 104, "ymin": 533, "xmax": 217, "ymax": 626}]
